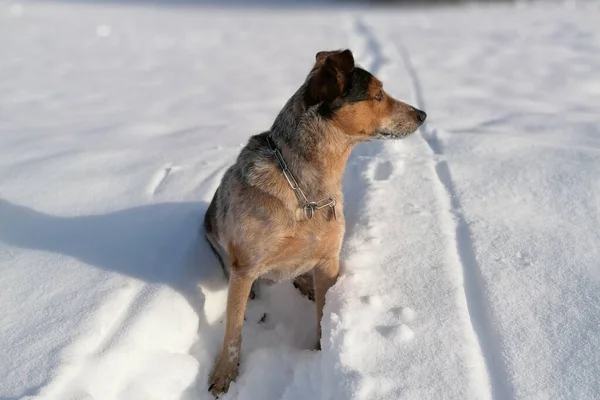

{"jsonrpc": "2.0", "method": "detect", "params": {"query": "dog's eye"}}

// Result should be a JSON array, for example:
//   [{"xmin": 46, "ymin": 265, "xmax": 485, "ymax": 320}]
[{"xmin": 375, "ymin": 90, "xmax": 383, "ymax": 101}]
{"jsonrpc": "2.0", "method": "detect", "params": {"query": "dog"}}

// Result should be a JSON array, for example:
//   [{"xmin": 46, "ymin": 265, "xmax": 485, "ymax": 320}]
[{"xmin": 203, "ymin": 49, "xmax": 426, "ymax": 396}]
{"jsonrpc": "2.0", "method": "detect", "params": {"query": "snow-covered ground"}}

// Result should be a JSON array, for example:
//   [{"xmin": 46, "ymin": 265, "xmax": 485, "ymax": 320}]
[{"xmin": 1, "ymin": 1, "xmax": 600, "ymax": 399}]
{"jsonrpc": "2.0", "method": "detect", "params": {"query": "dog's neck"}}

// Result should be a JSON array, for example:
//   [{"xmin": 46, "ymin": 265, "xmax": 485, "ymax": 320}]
[{"xmin": 269, "ymin": 90, "xmax": 354, "ymax": 202}]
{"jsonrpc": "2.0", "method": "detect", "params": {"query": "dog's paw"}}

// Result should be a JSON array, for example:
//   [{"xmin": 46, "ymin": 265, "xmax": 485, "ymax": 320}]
[
  {"xmin": 293, "ymin": 275, "xmax": 315, "ymax": 301},
  {"xmin": 208, "ymin": 360, "xmax": 239, "ymax": 397}
]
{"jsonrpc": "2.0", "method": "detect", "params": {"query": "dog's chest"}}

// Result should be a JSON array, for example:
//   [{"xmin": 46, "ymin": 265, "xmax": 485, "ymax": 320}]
[
  {"xmin": 259, "ymin": 222, "xmax": 344, "ymax": 284},
  {"xmin": 260, "ymin": 262, "xmax": 316, "ymax": 285}
]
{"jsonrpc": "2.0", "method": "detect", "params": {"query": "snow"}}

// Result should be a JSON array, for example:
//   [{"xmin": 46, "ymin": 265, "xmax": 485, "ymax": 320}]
[{"xmin": 1, "ymin": 1, "xmax": 600, "ymax": 400}]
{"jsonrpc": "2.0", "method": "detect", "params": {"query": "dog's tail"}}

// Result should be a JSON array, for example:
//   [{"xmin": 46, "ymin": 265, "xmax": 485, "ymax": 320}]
[{"xmin": 203, "ymin": 196, "xmax": 229, "ymax": 279}]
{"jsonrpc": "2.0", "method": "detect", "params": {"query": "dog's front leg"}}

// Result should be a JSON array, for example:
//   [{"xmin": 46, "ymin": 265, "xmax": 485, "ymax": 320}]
[
  {"xmin": 209, "ymin": 272, "xmax": 254, "ymax": 397},
  {"xmin": 314, "ymin": 258, "xmax": 340, "ymax": 350}
]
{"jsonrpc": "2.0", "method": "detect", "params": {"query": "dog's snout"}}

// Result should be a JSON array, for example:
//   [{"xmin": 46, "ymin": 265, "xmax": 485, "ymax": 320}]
[{"xmin": 414, "ymin": 108, "xmax": 427, "ymax": 123}]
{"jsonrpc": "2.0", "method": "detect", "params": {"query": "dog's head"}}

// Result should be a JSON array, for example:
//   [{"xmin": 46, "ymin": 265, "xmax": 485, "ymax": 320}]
[{"xmin": 305, "ymin": 49, "xmax": 426, "ymax": 140}]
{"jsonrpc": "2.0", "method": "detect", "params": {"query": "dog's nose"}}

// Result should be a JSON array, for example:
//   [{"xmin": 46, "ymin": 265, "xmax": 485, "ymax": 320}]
[{"xmin": 414, "ymin": 108, "xmax": 427, "ymax": 123}]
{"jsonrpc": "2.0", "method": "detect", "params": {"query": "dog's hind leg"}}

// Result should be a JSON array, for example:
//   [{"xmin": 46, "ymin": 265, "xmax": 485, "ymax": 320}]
[
  {"xmin": 204, "ymin": 232, "xmax": 258, "ymax": 300},
  {"xmin": 293, "ymin": 271, "xmax": 315, "ymax": 301},
  {"xmin": 203, "ymin": 199, "xmax": 257, "ymax": 299}
]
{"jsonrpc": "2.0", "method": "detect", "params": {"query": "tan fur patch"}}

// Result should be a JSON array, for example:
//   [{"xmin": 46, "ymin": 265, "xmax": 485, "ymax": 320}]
[
  {"xmin": 331, "ymin": 77, "xmax": 420, "ymax": 139},
  {"xmin": 331, "ymin": 78, "xmax": 386, "ymax": 137}
]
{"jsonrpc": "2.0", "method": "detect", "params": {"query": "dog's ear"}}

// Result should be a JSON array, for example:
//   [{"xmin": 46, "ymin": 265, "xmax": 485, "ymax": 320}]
[
  {"xmin": 315, "ymin": 49, "xmax": 354, "ymax": 72},
  {"xmin": 305, "ymin": 49, "xmax": 355, "ymax": 106}
]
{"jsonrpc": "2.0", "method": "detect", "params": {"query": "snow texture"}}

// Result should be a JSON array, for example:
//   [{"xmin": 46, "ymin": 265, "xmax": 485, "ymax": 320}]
[{"xmin": 1, "ymin": 1, "xmax": 600, "ymax": 400}]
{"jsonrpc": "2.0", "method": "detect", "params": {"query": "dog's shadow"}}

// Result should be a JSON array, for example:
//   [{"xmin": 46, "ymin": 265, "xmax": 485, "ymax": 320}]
[
  {"xmin": 0, "ymin": 197, "xmax": 225, "ymax": 354},
  {"xmin": 0, "ymin": 198, "xmax": 214, "ymax": 282},
  {"xmin": 0, "ymin": 198, "xmax": 319, "ymax": 397}
]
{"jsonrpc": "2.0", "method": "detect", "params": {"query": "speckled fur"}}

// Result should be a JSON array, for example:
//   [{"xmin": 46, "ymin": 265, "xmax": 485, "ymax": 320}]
[{"xmin": 204, "ymin": 49, "xmax": 426, "ymax": 397}]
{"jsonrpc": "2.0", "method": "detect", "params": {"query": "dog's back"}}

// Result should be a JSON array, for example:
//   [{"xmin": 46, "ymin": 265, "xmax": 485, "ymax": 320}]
[{"xmin": 203, "ymin": 131, "xmax": 281, "ymax": 276}]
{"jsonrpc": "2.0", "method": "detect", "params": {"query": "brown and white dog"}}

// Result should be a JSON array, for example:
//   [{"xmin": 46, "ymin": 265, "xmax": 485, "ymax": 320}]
[{"xmin": 203, "ymin": 49, "xmax": 426, "ymax": 396}]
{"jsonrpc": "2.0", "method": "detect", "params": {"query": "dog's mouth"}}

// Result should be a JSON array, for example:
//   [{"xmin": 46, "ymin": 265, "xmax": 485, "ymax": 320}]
[{"xmin": 376, "ymin": 129, "xmax": 414, "ymax": 139}]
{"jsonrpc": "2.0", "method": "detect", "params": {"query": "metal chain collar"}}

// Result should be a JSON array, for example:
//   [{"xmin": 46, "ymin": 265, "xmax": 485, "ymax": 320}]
[{"xmin": 266, "ymin": 135, "xmax": 337, "ymax": 220}]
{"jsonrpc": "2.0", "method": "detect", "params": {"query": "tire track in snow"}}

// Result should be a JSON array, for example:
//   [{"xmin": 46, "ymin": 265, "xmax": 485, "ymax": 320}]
[
  {"xmin": 394, "ymin": 41, "xmax": 514, "ymax": 400},
  {"xmin": 353, "ymin": 17, "xmax": 389, "ymax": 77},
  {"xmin": 341, "ymin": 16, "xmax": 390, "ymax": 242},
  {"xmin": 306, "ymin": 17, "xmax": 400, "ymax": 399}
]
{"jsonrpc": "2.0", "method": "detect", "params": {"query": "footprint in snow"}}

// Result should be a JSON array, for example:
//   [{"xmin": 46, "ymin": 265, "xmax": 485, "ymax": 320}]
[
  {"xmin": 375, "ymin": 324, "xmax": 415, "ymax": 342},
  {"xmin": 373, "ymin": 160, "xmax": 394, "ymax": 181},
  {"xmin": 402, "ymin": 202, "xmax": 428, "ymax": 217},
  {"xmin": 360, "ymin": 296, "xmax": 416, "ymax": 342},
  {"xmin": 360, "ymin": 295, "xmax": 383, "ymax": 307},
  {"xmin": 389, "ymin": 306, "xmax": 416, "ymax": 322},
  {"xmin": 515, "ymin": 250, "xmax": 533, "ymax": 268},
  {"xmin": 373, "ymin": 306, "xmax": 417, "ymax": 342}
]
